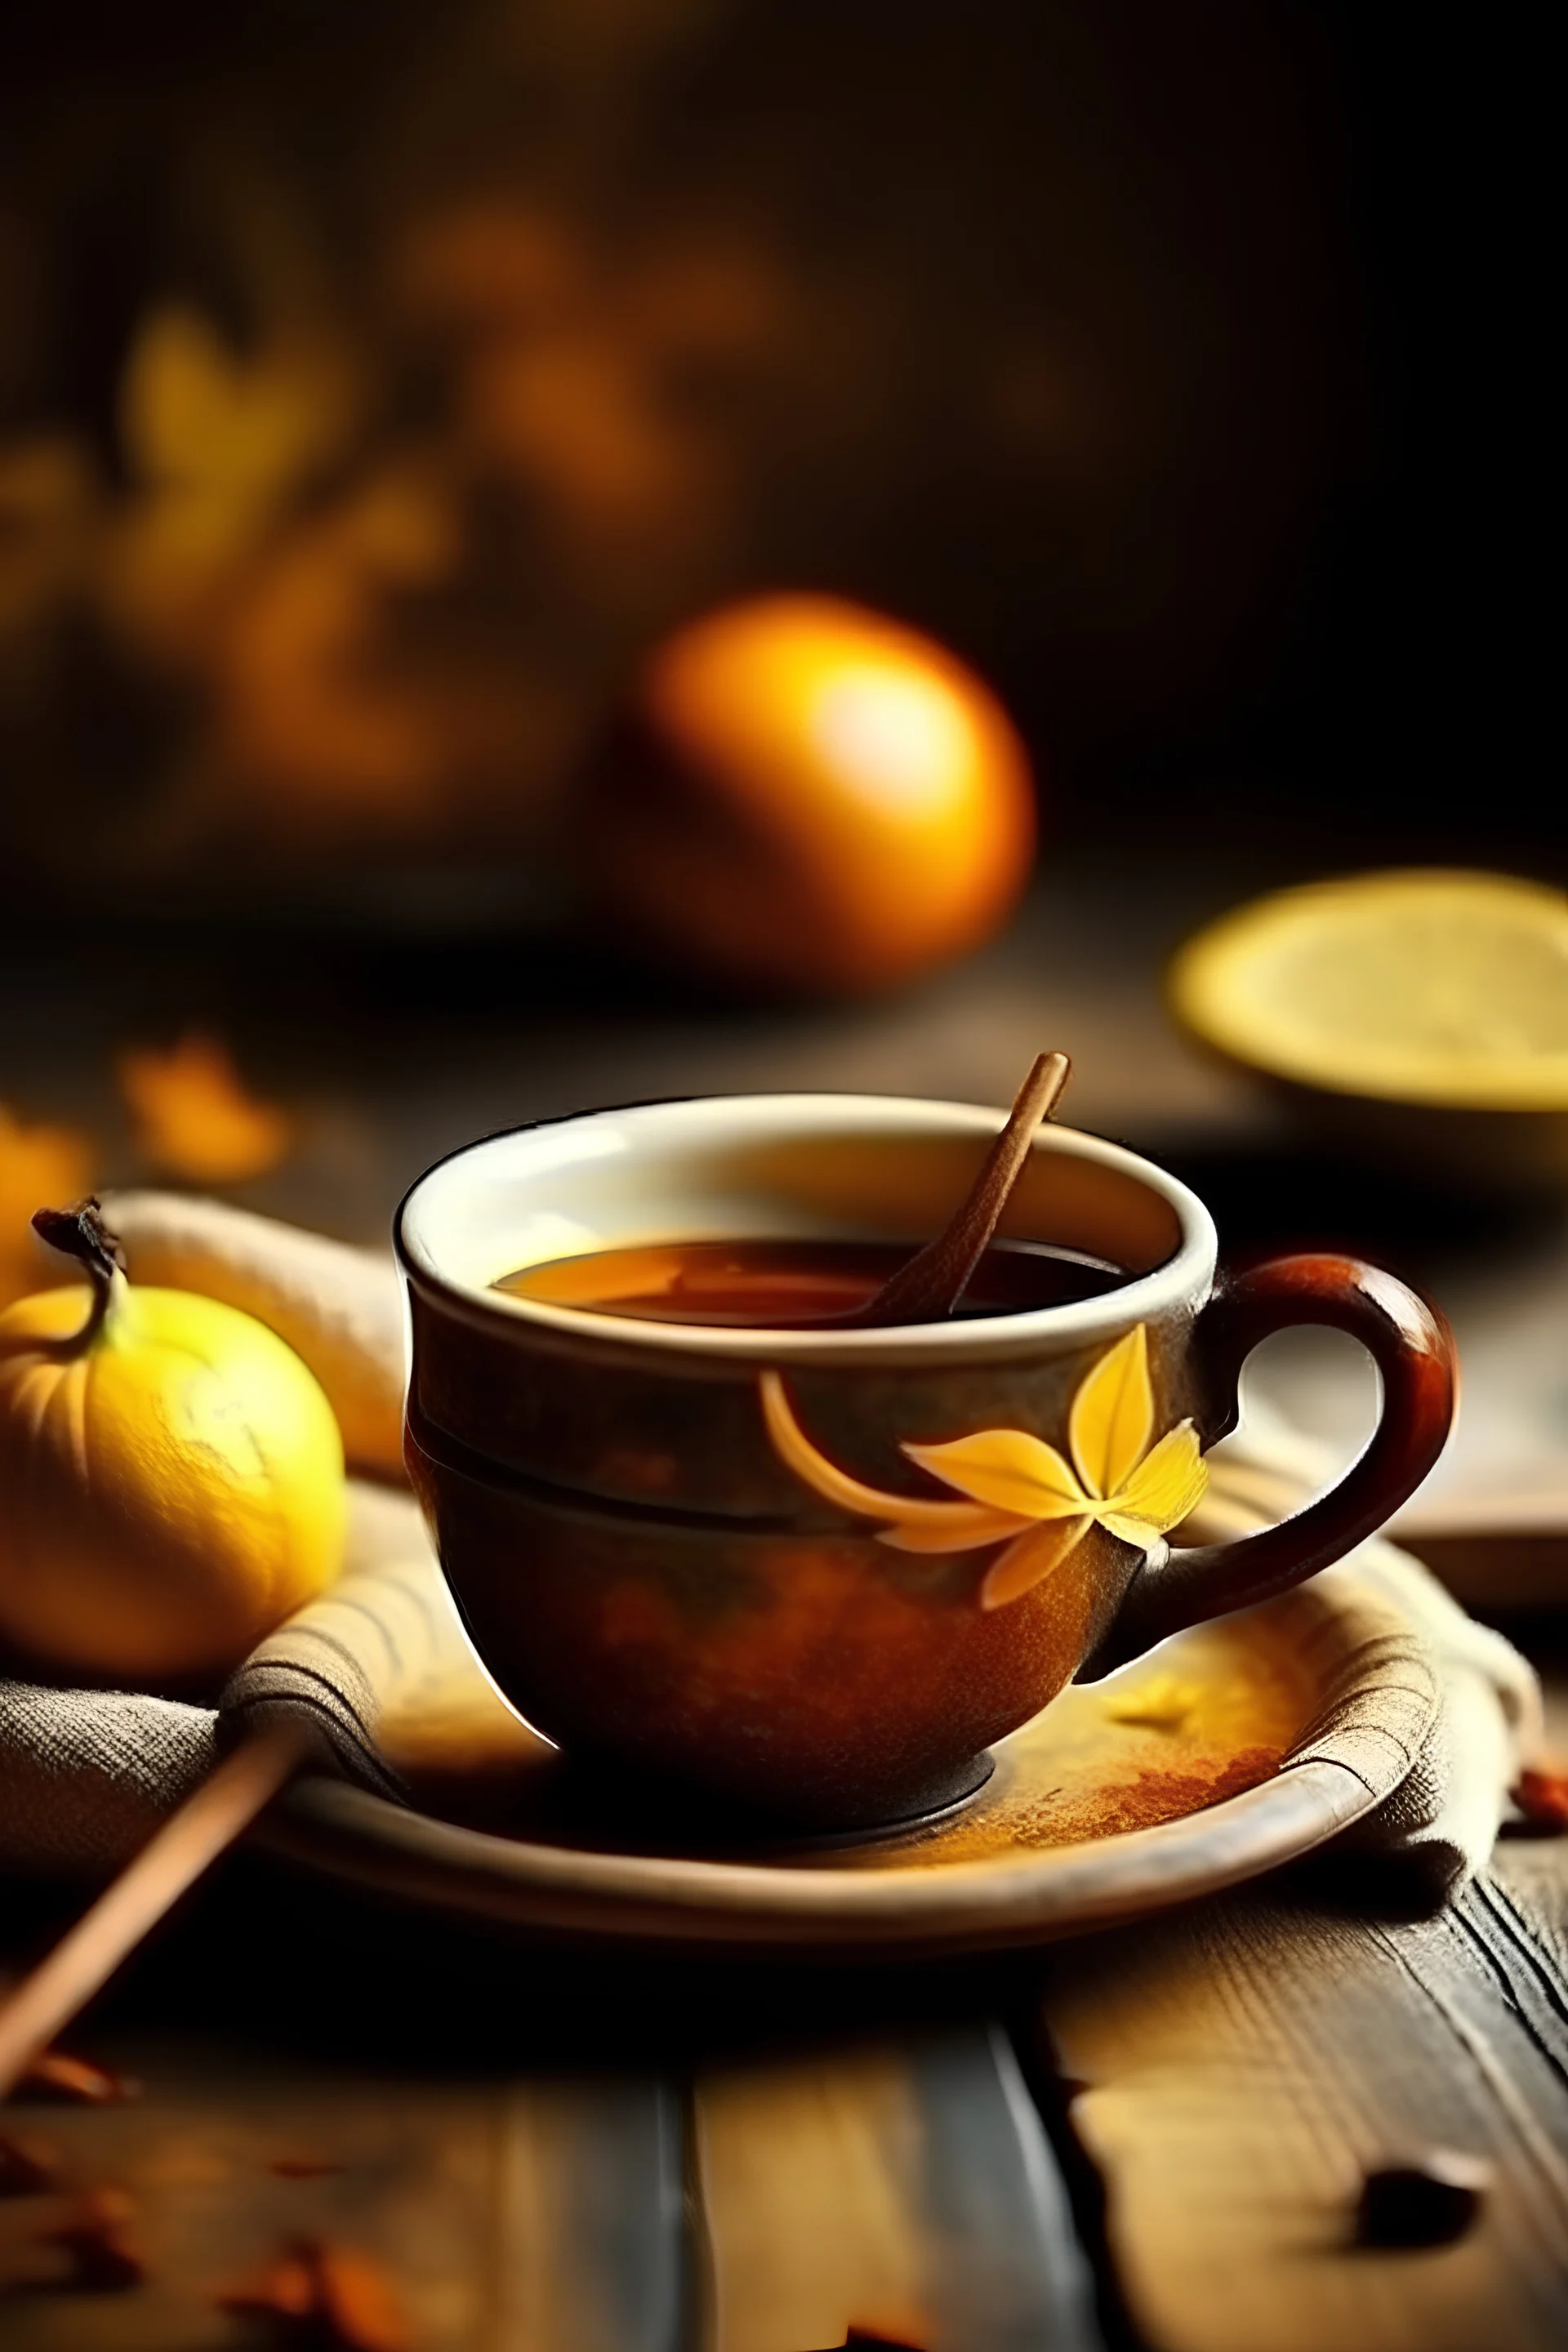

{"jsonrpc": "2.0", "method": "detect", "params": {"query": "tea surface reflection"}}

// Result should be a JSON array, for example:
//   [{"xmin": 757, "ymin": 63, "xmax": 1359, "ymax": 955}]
[{"xmin": 495, "ymin": 1235, "xmax": 1129, "ymax": 1327}]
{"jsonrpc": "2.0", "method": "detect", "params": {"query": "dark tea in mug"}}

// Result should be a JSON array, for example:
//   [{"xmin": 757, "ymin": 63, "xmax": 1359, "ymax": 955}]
[
  {"xmin": 401, "ymin": 1093, "xmax": 1456, "ymax": 1827},
  {"xmin": 495, "ymin": 1235, "xmax": 1129, "ymax": 1326}
]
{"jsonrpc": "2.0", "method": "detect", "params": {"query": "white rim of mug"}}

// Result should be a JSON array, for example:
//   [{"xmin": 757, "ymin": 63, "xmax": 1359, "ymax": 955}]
[{"xmin": 394, "ymin": 1094, "xmax": 1218, "ymax": 1367}]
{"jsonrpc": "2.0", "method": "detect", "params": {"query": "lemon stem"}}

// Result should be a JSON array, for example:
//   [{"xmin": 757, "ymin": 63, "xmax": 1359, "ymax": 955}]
[{"xmin": 31, "ymin": 1199, "xmax": 127, "ymax": 1350}]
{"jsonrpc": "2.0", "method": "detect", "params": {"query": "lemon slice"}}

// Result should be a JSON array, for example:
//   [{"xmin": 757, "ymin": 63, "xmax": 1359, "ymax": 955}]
[{"xmin": 1169, "ymin": 871, "xmax": 1568, "ymax": 1111}]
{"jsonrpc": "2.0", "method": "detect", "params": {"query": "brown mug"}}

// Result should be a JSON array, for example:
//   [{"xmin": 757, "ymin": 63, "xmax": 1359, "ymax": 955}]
[{"xmin": 396, "ymin": 1094, "xmax": 1455, "ymax": 1830}]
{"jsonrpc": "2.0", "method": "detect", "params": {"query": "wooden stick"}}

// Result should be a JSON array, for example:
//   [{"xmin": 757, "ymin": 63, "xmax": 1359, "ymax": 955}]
[
  {"xmin": 0, "ymin": 1722, "xmax": 309, "ymax": 2100},
  {"xmin": 842, "ymin": 1049, "xmax": 1071, "ymax": 1327}
]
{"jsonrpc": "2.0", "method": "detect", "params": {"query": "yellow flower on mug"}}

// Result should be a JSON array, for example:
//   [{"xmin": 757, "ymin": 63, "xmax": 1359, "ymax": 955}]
[{"xmin": 760, "ymin": 1323, "xmax": 1208, "ymax": 1610}]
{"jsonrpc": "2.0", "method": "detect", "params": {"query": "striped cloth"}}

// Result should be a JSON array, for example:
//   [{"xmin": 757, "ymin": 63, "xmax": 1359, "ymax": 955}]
[{"xmin": 0, "ymin": 1483, "xmax": 461, "ymax": 1873}]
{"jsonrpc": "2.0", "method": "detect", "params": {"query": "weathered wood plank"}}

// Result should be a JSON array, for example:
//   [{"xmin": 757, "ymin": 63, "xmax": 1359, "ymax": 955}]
[
  {"xmin": 490, "ymin": 2078, "xmax": 686, "ymax": 2352},
  {"xmin": 1037, "ymin": 1860, "xmax": 1568, "ymax": 2352},
  {"xmin": 694, "ymin": 2025, "xmax": 1100, "ymax": 2352},
  {"xmin": 0, "ymin": 2046, "xmax": 685, "ymax": 2350}
]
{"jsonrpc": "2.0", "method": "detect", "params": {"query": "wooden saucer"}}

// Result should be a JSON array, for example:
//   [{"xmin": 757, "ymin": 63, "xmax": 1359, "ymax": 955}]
[{"xmin": 261, "ymin": 1495, "xmax": 1428, "ymax": 1954}]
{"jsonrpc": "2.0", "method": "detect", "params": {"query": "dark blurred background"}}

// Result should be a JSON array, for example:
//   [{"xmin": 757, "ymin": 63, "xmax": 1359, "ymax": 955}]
[
  {"xmin": 1, "ymin": 0, "xmax": 1555, "ymax": 914},
  {"xmin": 2, "ymin": 0, "xmax": 1561, "ymax": 1321},
  {"xmin": 5, "ymin": 19, "xmax": 1568, "ymax": 2324}
]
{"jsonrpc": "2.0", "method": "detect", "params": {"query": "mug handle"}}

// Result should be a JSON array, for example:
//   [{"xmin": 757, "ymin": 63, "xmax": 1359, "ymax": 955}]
[{"xmin": 1080, "ymin": 1254, "xmax": 1456, "ymax": 1678}]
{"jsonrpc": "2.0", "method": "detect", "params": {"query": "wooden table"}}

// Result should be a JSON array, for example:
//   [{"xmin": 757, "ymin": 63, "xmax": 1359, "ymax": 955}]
[{"xmin": 4, "ymin": 849, "xmax": 1568, "ymax": 2349}]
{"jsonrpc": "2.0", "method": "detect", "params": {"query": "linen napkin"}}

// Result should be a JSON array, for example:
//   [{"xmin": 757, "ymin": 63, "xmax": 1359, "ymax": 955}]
[
  {"xmin": 1186, "ymin": 1402, "xmax": 1542, "ymax": 1899},
  {"xmin": 0, "ymin": 1197, "xmax": 1544, "ymax": 1898}
]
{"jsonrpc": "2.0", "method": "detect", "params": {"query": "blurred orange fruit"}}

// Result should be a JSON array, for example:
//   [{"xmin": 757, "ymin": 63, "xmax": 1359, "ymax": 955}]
[{"xmin": 583, "ymin": 594, "xmax": 1037, "ymax": 991}]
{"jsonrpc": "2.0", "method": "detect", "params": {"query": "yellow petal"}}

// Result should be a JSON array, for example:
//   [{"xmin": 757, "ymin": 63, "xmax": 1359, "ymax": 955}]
[
  {"xmin": 902, "ymin": 1428, "xmax": 1089, "ymax": 1519},
  {"xmin": 1096, "ymin": 1510, "xmax": 1165, "ymax": 1550},
  {"xmin": 876, "ymin": 1505, "xmax": 1031, "ymax": 1554},
  {"xmin": 759, "ymin": 1372, "xmax": 996, "ymax": 1536},
  {"xmin": 1104, "ymin": 1673, "xmax": 1198, "ymax": 1730},
  {"xmin": 1103, "ymin": 1419, "xmax": 1209, "ymax": 1535},
  {"xmin": 979, "ymin": 1517, "xmax": 1091, "ymax": 1610},
  {"xmin": 1069, "ymin": 1324, "xmax": 1155, "ymax": 1499}
]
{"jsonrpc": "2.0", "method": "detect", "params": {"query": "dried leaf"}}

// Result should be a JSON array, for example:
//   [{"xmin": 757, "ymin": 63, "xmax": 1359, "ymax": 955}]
[
  {"xmin": 219, "ymin": 2237, "xmax": 409, "ymax": 2350},
  {"xmin": 1107, "ymin": 1418, "xmax": 1208, "ymax": 1535},
  {"xmin": 979, "ymin": 1516, "xmax": 1090, "ymax": 1610},
  {"xmin": 118, "ymin": 1032, "xmax": 292, "ymax": 1184},
  {"xmin": 1, "ymin": 2185, "xmax": 145, "ymax": 2293},
  {"xmin": 1513, "ymin": 1766, "xmax": 1568, "ymax": 1832},
  {"xmin": 11, "ymin": 2050, "xmax": 137, "ymax": 2105},
  {"xmin": 312, "ymin": 2243, "xmax": 409, "ymax": 2350},
  {"xmin": 1069, "ymin": 1323, "xmax": 1155, "ymax": 1500},
  {"xmin": 47, "ymin": 2187, "xmax": 144, "ymax": 2292},
  {"xmin": 902, "ymin": 1427, "xmax": 1087, "ymax": 1519},
  {"xmin": 220, "ymin": 2247, "xmax": 317, "ymax": 2322},
  {"xmin": 122, "ymin": 307, "xmax": 349, "ymax": 510}
]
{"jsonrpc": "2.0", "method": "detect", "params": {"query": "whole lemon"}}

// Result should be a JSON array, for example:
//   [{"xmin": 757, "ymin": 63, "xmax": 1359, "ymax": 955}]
[
  {"xmin": 582, "ymin": 595, "xmax": 1037, "ymax": 993},
  {"xmin": 0, "ymin": 1203, "xmax": 345, "ymax": 1684}
]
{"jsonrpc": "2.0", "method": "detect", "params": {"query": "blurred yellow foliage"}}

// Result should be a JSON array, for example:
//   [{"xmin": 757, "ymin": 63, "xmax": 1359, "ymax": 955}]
[
  {"xmin": 118, "ymin": 1033, "xmax": 293, "ymax": 1185},
  {"xmin": 1, "ymin": 192, "xmax": 809, "ymax": 885},
  {"xmin": 109, "ymin": 305, "xmax": 358, "ymax": 663}
]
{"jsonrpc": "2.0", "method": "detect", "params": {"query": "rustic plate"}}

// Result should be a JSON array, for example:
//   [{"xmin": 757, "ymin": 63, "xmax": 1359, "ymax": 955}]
[{"xmin": 260, "ymin": 1504, "xmax": 1424, "ymax": 1954}]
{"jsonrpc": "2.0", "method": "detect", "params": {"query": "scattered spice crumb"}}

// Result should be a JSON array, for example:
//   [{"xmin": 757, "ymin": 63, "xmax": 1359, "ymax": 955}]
[
  {"xmin": 0, "ymin": 2134, "xmax": 60, "ymax": 2197},
  {"xmin": 11, "ymin": 2051, "xmax": 139, "ymax": 2105},
  {"xmin": 1513, "ymin": 1766, "xmax": 1568, "ymax": 1833},
  {"xmin": 218, "ymin": 2238, "xmax": 408, "ymax": 2350},
  {"xmin": 1103, "ymin": 1673, "xmax": 1198, "ymax": 1731},
  {"xmin": 1355, "ymin": 2152, "xmax": 1490, "ymax": 2248},
  {"xmin": 1093, "ymin": 1748, "xmax": 1282, "ymax": 1833},
  {"xmin": 1000, "ymin": 1747, "xmax": 1282, "ymax": 1848},
  {"xmin": 219, "ymin": 2248, "xmax": 315, "ymax": 2326},
  {"xmin": 47, "ymin": 2188, "xmax": 145, "ymax": 2292}
]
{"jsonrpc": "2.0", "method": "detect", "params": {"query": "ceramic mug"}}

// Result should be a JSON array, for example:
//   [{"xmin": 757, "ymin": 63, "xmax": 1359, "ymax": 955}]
[{"xmin": 396, "ymin": 1094, "xmax": 1454, "ymax": 1830}]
